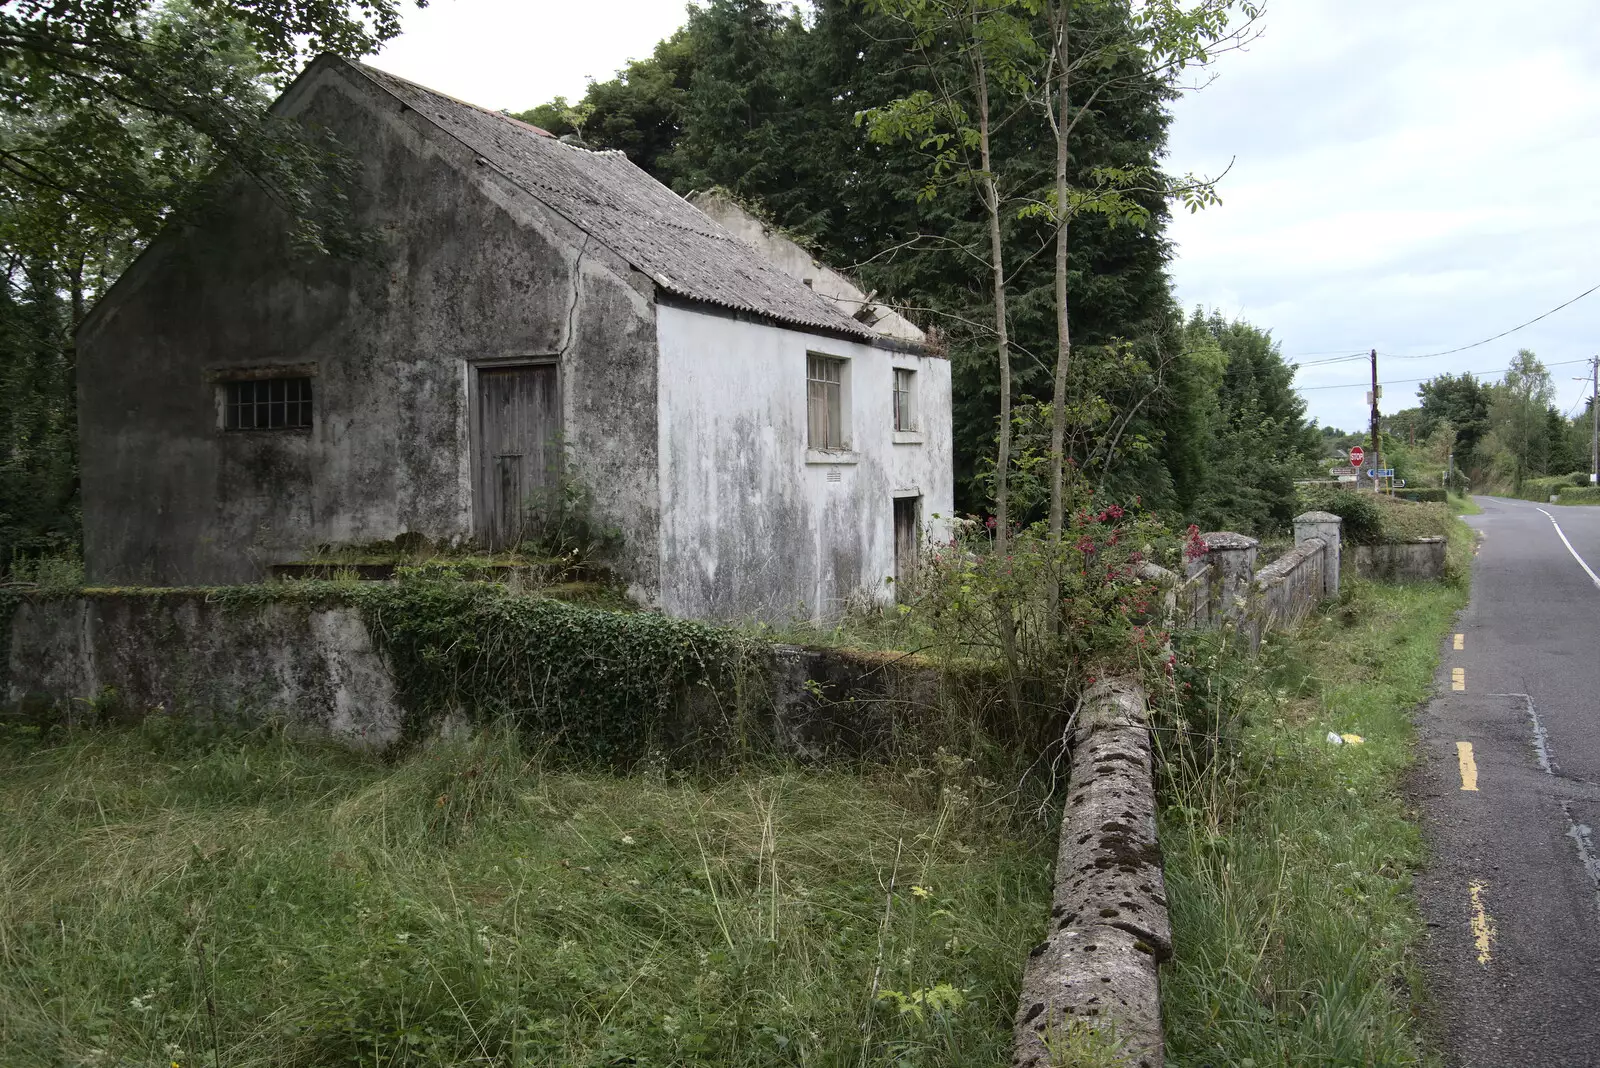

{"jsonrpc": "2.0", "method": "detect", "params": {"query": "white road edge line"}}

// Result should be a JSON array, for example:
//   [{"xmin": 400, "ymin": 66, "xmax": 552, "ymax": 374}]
[{"xmin": 1537, "ymin": 508, "xmax": 1600, "ymax": 591}]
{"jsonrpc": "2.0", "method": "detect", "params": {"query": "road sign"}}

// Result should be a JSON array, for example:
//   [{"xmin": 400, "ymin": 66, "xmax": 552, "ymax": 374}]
[{"xmin": 1350, "ymin": 445, "xmax": 1365, "ymax": 466}]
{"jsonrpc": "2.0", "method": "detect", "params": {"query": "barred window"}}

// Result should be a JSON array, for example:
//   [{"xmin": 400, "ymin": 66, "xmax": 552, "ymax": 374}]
[
  {"xmin": 807, "ymin": 354, "xmax": 846, "ymax": 449},
  {"xmin": 224, "ymin": 377, "xmax": 313, "ymax": 430}
]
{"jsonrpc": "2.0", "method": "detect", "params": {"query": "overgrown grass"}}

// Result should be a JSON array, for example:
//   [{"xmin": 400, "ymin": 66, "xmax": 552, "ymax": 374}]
[
  {"xmin": 1367, "ymin": 494, "xmax": 1452, "ymax": 542},
  {"xmin": 0, "ymin": 722, "xmax": 1051, "ymax": 1067},
  {"xmin": 1448, "ymin": 493, "xmax": 1482, "ymax": 516},
  {"xmin": 1157, "ymin": 573, "xmax": 1467, "ymax": 1064}
]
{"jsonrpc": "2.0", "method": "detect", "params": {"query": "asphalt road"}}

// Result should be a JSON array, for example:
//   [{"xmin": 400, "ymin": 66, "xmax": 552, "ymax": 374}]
[{"xmin": 1416, "ymin": 495, "xmax": 1600, "ymax": 1066}]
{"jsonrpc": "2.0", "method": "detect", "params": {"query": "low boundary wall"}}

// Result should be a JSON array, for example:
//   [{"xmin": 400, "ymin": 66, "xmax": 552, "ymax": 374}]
[
  {"xmin": 7, "ymin": 590, "xmax": 1005, "ymax": 762},
  {"xmin": 9, "ymin": 593, "xmax": 402, "ymax": 747},
  {"xmin": 1142, "ymin": 512, "xmax": 1446, "ymax": 642},
  {"xmin": 1347, "ymin": 537, "xmax": 1446, "ymax": 582}
]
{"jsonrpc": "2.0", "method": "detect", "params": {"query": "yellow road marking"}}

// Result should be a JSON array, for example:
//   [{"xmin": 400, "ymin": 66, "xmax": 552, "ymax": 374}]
[
  {"xmin": 1469, "ymin": 882, "xmax": 1496, "ymax": 965},
  {"xmin": 1452, "ymin": 667, "xmax": 1466, "ymax": 692},
  {"xmin": 1457, "ymin": 741, "xmax": 1479, "ymax": 791},
  {"xmin": 1454, "ymin": 633, "xmax": 1464, "ymax": 650}
]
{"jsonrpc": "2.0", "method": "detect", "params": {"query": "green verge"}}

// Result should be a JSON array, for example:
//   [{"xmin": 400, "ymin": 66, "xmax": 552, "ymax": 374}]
[
  {"xmin": 1157, "ymin": 565, "xmax": 1468, "ymax": 1062},
  {"xmin": 1448, "ymin": 493, "xmax": 1482, "ymax": 516},
  {"xmin": 0, "ymin": 723, "xmax": 1049, "ymax": 1068}
]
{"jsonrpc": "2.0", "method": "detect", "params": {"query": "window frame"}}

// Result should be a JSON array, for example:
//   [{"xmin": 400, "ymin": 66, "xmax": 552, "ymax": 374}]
[
  {"xmin": 892, "ymin": 366, "xmax": 916, "ymax": 432},
  {"xmin": 806, "ymin": 353, "xmax": 849, "ymax": 452}
]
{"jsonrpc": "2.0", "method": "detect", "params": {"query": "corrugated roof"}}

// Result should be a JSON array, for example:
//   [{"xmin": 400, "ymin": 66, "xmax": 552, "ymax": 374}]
[{"xmin": 353, "ymin": 61, "xmax": 874, "ymax": 340}]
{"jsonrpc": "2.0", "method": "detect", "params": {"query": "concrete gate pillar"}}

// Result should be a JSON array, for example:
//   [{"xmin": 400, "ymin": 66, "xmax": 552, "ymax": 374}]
[
  {"xmin": 1294, "ymin": 510, "xmax": 1344, "ymax": 597},
  {"xmin": 1189, "ymin": 532, "xmax": 1259, "ymax": 628}
]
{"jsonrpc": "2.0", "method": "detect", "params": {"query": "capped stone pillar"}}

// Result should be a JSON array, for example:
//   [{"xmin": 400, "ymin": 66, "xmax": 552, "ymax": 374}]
[
  {"xmin": 1294, "ymin": 510, "xmax": 1343, "ymax": 597},
  {"xmin": 1188, "ymin": 531, "xmax": 1259, "ymax": 627}
]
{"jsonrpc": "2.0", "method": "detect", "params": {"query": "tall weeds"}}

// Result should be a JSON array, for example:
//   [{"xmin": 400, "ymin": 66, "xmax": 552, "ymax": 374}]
[
  {"xmin": 1152, "ymin": 578, "xmax": 1466, "ymax": 1063},
  {"xmin": 0, "ymin": 718, "xmax": 1054, "ymax": 1067}
]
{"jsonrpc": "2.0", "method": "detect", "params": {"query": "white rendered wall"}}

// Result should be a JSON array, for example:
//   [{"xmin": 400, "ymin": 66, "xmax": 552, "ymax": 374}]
[{"xmin": 656, "ymin": 304, "xmax": 953, "ymax": 622}]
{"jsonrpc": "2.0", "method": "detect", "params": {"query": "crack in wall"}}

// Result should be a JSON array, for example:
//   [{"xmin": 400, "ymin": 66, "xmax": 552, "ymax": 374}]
[{"xmin": 559, "ymin": 235, "xmax": 589, "ymax": 358}]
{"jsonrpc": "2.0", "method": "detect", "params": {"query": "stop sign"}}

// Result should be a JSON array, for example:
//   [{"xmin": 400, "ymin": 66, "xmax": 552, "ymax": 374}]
[{"xmin": 1349, "ymin": 445, "xmax": 1365, "ymax": 467}]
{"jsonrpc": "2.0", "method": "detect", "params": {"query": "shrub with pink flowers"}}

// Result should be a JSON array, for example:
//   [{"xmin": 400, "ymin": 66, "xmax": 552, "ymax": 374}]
[{"xmin": 899, "ymin": 500, "xmax": 1181, "ymax": 713}]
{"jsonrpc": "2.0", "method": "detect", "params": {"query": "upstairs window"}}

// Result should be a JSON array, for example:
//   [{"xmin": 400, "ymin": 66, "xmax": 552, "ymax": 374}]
[
  {"xmin": 224, "ymin": 377, "xmax": 313, "ymax": 430},
  {"xmin": 807, "ymin": 354, "xmax": 847, "ymax": 449},
  {"xmin": 893, "ymin": 367, "xmax": 916, "ymax": 432}
]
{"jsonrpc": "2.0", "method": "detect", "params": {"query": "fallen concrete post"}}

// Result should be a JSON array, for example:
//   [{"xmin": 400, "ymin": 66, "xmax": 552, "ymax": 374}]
[{"xmin": 1013, "ymin": 677, "xmax": 1169, "ymax": 1068}]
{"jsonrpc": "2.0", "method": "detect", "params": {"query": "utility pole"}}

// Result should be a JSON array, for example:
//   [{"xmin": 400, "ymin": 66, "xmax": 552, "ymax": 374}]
[
  {"xmin": 1591, "ymin": 355, "xmax": 1598, "ymax": 485},
  {"xmin": 1369, "ymin": 347, "xmax": 1382, "ymax": 493}
]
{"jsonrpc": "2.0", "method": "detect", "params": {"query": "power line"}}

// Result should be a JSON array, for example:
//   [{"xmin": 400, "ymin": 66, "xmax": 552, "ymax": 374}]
[
  {"xmin": 1295, "ymin": 357, "xmax": 1591, "ymax": 392},
  {"xmin": 1285, "ymin": 281, "xmax": 1600, "ymax": 379},
  {"xmin": 1293, "ymin": 352, "xmax": 1369, "ymax": 368},
  {"xmin": 1377, "ymin": 281, "xmax": 1600, "ymax": 360}
]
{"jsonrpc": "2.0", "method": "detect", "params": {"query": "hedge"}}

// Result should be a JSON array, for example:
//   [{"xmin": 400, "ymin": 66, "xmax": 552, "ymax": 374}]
[{"xmin": 1511, "ymin": 473, "xmax": 1590, "ymax": 502}]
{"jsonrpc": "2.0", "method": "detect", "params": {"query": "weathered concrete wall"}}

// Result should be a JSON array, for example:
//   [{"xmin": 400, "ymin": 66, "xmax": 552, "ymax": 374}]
[
  {"xmin": 10, "ymin": 594, "xmax": 1003, "ymax": 760},
  {"xmin": 1186, "ymin": 532, "xmax": 1259, "ymax": 630},
  {"xmin": 1160, "ymin": 514, "xmax": 1345, "ymax": 641},
  {"xmin": 76, "ymin": 60, "xmax": 661, "ymax": 590},
  {"xmin": 1348, "ymin": 537, "xmax": 1447, "ymax": 582},
  {"xmin": 9, "ymin": 593, "xmax": 401, "ymax": 747},
  {"xmin": 1252, "ymin": 537, "xmax": 1328, "ymax": 634},
  {"xmin": 655, "ymin": 304, "xmax": 954, "ymax": 622},
  {"xmin": 687, "ymin": 192, "xmax": 926, "ymax": 344}
]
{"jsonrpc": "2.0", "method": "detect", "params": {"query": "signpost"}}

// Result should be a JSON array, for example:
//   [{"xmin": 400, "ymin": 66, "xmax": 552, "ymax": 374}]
[{"xmin": 1349, "ymin": 445, "xmax": 1365, "ymax": 467}]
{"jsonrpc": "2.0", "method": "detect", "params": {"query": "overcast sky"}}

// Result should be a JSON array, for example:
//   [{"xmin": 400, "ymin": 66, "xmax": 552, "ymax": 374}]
[{"xmin": 375, "ymin": 0, "xmax": 1600, "ymax": 432}]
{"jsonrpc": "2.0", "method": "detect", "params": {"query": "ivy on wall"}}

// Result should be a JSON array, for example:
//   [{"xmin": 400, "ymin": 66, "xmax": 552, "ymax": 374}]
[{"xmin": 354, "ymin": 582, "xmax": 761, "ymax": 761}]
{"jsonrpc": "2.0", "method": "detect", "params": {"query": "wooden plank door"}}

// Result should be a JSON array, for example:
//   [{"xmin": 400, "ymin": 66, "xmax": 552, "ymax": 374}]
[
  {"xmin": 893, "ymin": 495, "xmax": 920, "ymax": 598},
  {"xmin": 475, "ymin": 364, "xmax": 560, "ymax": 549}
]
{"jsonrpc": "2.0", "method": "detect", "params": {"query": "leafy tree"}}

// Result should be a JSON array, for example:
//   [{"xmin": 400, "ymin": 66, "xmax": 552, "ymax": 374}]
[
  {"xmin": 858, "ymin": 0, "xmax": 1044, "ymax": 557},
  {"xmin": 1487, "ymin": 350, "xmax": 1554, "ymax": 492},
  {"xmin": 0, "ymin": 0, "xmax": 415, "ymax": 254},
  {"xmin": 1419, "ymin": 372, "xmax": 1492, "ymax": 479},
  {"xmin": 1181, "ymin": 310, "xmax": 1319, "ymax": 533},
  {"xmin": 1317, "ymin": 424, "xmax": 1367, "ymax": 457},
  {"xmin": 0, "ymin": 259, "xmax": 78, "ymax": 562},
  {"xmin": 1545, "ymin": 405, "xmax": 1581, "ymax": 477},
  {"xmin": 515, "ymin": 32, "xmax": 696, "ymax": 175},
  {"xmin": 1034, "ymin": 0, "xmax": 1257, "ymax": 544},
  {"xmin": 1385, "ymin": 406, "xmax": 1433, "ymax": 447}
]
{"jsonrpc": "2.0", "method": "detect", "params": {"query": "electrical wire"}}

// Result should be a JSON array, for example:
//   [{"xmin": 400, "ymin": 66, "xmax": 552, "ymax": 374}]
[
  {"xmin": 1295, "ymin": 357, "xmax": 1591, "ymax": 392},
  {"xmin": 1376, "ymin": 282, "xmax": 1600, "ymax": 360},
  {"xmin": 1283, "ymin": 282, "xmax": 1600, "ymax": 380},
  {"xmin": 1292, "ymin": 352, "xmax": 1369, "ymax": 368}
]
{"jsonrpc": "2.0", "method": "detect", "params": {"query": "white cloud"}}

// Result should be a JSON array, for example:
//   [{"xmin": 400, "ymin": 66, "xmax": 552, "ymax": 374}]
[
  {"xmin": 1167, "ymin": 0, "xmax": 1600, "ymax": 429},
  {"xmin": 372, "ymin": 0, "xmax": 695, "ymax": 113}
]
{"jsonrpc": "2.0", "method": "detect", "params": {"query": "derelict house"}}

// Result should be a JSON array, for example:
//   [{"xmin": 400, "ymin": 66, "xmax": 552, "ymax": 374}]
[{"xmin": 76, "ymin": 55, "xmax": 952, "ymax": 622}]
